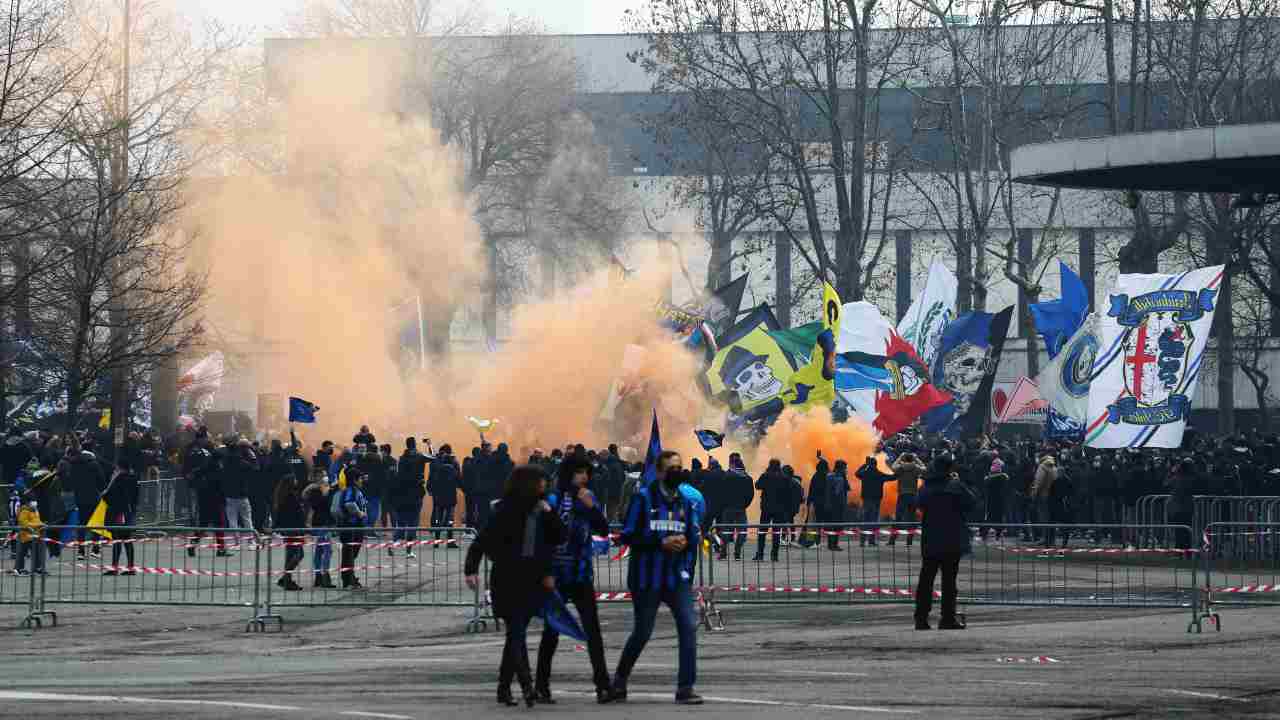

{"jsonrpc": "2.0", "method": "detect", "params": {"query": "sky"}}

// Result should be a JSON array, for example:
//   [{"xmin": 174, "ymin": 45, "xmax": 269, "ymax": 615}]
[{"xmin": 186, "ymin": 0, "xmax": 639, "ymax": 37}]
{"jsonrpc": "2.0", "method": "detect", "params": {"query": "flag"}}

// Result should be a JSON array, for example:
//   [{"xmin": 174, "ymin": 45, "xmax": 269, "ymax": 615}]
[
  {"xmin": 923, "ymin": 306, "xmax": 1015, "ymax": 438},
  {"xmin": 694, "ymin": 429, "xmax": 724, "ymax": 451},
  {"xmin": 767, "ymin": 322, "xmax": 823, "ymax": 364},
  {"xmin": 337, "ymin": 466, "xmax": 347, "ymax": 491},
  {"xmin": 288, "ymin": 397, "xmax": 319, "ymax": 424},
  {"xmin": 641, "ymin": 410, "xmax": 661, "ymax": 488},
  {"xmin": 705, "ymin": 305, "xmax": 794, "ymax": 422},
  {"xmin": 996, "ymin": 376, "xmax": 1047, "ymax": 423},
  {"xmin": 86, "ymin": 499, "xmax": 112, "ymax": 540},
  {"xmin": 836, "ymin": 301, "xmax": 951, "ymax": 437},
  {"xmin": 778, "ymin": 282, "xmax": 842, "ymax": 413},
  {"xmin": 537, "ymin": 591, "xmax": 588, "ymax": 642},
  {"xmin": 467, "ymin": 416, "xmax": 498, "ymax": 433},
  {"xmin": 1030, "ymin": 261, "xmax": 1090, "ymax": 358},
  {"xmin": 897, "ymin": 260, "xmax": 957, "ymax": 371},
  {"xmin": 1085, "ymin": 266, "xmax": 1224, "ymax": 449},
  {"xmin": 706, "ymin": 274, "xmax": 749, "ymax": 336},
  {"xmin": 1036, "ymin": 313, "xmax": 1100, "ymax": 428},
  {"xmin": 98, "ymin": 409, "xmax": 110, "ymax": 430}
]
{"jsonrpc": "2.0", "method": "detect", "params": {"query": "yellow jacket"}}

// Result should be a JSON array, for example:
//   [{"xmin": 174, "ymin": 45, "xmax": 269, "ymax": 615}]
[{"xmin": 17, "ymin": 505, "xmax": 43, "ymax": 543}]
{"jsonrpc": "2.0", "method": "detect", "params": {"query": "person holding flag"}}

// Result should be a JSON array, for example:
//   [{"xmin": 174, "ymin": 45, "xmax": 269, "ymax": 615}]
[{"xmin": 609, "ymin": 412, "xmax": 703, "ymax": 705}]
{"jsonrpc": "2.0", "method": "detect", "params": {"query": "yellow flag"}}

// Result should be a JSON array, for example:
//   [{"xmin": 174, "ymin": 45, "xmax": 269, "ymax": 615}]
[
  {"xmin": 337, "ymin": 466, "xmax": 347, "ymax": 491},
  {"xmin": 87, "ymin": 499, "xmax": 113, "ymax": 540},
  {"xmin": 98, "ymin": 409, "xmax": 111, "ymax": 430},
  {"xmin": 779, "ymin": 281, "xmax": 842, "ymax": 412}
]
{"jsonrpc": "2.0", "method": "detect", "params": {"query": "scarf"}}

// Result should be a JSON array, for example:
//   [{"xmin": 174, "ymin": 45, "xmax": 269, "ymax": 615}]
[{"xmin": 521, "ymin": 508, "xmax": 541, "ymax": 559}]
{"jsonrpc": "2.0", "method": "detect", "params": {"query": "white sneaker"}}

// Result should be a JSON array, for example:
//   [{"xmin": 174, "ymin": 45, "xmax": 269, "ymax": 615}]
[{"xmin": 406, "ymin": 552, "xmax": 417, "ymax": 560}]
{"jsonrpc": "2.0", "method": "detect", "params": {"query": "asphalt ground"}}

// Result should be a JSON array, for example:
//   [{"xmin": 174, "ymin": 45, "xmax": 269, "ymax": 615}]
[{"xmin": 3, "ymin": 592, "xmax": 1280, "ymax": 720}]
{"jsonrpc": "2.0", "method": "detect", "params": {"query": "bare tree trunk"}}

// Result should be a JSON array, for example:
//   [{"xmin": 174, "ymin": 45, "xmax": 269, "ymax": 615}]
[
  {"xmin": 775, "ymin": 231, "xmax": 792, "ymax": 327},
  {"xmin": 1211, "ymin": 228, "xmax": 1235, "ymax": 435},
  {"xmin": 956, "ymin": 228, "xmax": 973, "ymax": 313},
  {"xmin": 706, "ymin": 229, "xmax": 733, "ymax": 291}
]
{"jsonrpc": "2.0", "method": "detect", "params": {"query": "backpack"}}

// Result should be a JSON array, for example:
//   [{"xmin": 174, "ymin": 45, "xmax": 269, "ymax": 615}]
[{"xmin": 826, "ymin": 472, "xmax": 847, "ymax": 511}]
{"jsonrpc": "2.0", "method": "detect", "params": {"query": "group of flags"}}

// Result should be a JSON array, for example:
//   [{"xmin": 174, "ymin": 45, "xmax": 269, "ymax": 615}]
[{"xmin": 699, "ymin": 256, "xmax": 1225, "ymax": 449}]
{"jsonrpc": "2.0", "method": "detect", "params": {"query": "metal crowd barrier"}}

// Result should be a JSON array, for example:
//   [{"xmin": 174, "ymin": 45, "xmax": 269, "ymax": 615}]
[
  {"xmin": 1200, "ymin": 521, "xmax": 1280, "ymax": 632},
  {"xmin": 695, "ymin": 522, "xmax": 1203, "ymax": 630},
  {"xmin": 1131, "ymin": 495, "xmax": 1280, "ymax": 556},
  {"xmin": 1, "ymin": 524, "xmax": 482, "ymax": 632},
  {"xmin": 253, "ymin": 525, "xmax": 479, "ymax": 632}
]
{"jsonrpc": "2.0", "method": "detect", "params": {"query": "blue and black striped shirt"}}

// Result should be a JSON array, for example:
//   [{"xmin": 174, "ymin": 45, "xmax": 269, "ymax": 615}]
[
  {"xmin": 547, "ymin": 489, "xmax": 609, "ymax": 586},
  {"xmin": 621, "ymin": 482, "xmax": 702, "ymax": 592}
]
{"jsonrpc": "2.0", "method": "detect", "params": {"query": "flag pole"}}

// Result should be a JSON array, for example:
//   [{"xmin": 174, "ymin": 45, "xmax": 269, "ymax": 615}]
[{"xmin": 415, "ymin": 293, "xmax": 427, "ymax": 371}]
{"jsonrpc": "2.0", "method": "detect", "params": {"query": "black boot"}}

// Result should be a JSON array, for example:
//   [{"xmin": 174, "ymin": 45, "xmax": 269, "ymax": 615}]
[
  {"xmin": 497, "ymin": 687, "xmax": 518, "ymax": 707},
  {"xmin": 533, "ymin": 686, "xmax": 555, "ymax": 705}
]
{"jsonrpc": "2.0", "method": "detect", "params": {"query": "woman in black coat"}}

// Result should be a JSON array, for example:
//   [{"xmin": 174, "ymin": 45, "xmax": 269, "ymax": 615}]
[
  {"xmin": 101, "ymin": 457, "xmax": 140, "ymax": 575},
  {"xmin": 914, "ymin": 454, "xmax": 976, "ymax": 631},
  {"xmin": 465, "ymin": 465, "xmax": 567, "ymax": 708}
]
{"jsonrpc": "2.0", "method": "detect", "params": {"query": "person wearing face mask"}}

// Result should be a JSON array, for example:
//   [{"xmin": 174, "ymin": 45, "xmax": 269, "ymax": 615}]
[
  {"xmin": 464, "ymin": 465, "xmax": 567, "ymax": 708},
  {"xmin": 534, "ymin": 459, "xmax": 614, "ymax": 705},
  {"xmin": 608, "ymin": 450, "xmax": 703, "ymax": 706}
]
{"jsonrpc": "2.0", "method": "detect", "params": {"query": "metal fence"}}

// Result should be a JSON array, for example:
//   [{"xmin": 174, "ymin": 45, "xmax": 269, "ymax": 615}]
[
  {"xmin": 688, "ymin": 522, "xmax": 1203, "ymax": 630},
  {"xmin": 1200, "ymin": 522, "xmax": 1280, "ymax": 631},
  {"xmin": 0, "ymin": 520, "xmax": 1239, "ymax": 634},
  {"xmin": 1132, "ymin": 495, "xmax": 1280, "ymax": 555}
]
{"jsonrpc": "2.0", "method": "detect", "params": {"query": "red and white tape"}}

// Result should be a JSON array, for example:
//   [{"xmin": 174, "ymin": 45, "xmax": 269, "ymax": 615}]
[
  {"xmin": 1212, "ymin": 584, "xmax": 1280, "ymax": 594},
  {"xmin": 994, "ymin": 547, "xmax": 1198, "ymax": 556},
  {"xmin": 710, "ymin": 584, "xmax": 938, "ymax": 598},
  {"xmin": 72, "ymin": 562, "xmax": 415, "ymax": 578},
  {"xmin": 996, "ymin": 656, "xmax": 1061, "ymax": 664}
]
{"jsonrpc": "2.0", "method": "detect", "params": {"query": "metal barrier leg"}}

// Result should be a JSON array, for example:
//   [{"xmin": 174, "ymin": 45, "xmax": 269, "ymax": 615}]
[
  {"xmin": 20, "ymin": 538, "xmax": 56, "ymax": 629},
  {"xmin": 248, "ymin": 532, "xmax": 283, "ymax": 633}
]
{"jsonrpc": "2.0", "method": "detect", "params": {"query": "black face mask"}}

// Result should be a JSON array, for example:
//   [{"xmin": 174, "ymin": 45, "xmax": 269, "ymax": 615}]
[{"xmin": 663, "ymin": 468, "xmax": 688, "ymax": 491}]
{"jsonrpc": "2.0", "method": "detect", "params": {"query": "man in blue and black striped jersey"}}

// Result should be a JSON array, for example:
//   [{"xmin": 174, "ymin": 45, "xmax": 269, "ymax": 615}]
[{"xmin": 609, "ymin": 450, "xmax": 703, "ymax": 705}]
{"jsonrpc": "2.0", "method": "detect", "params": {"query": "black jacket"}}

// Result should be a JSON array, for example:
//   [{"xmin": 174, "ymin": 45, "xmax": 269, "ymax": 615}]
[
  {"xmin": 856, "ymin": 462, "xmax": 894, "ymax": 502},
  {"xmin": 475, "ymin": 450, "xmax": 512, "ymax": 498},
  {"xmin": 103, "ymin": 469, "xmax": 140, "ymax": 515},
  {"xmin": 755, "ymin": 469, "xmax": 792, "ymax": 515},
  {"xmin": 700, "ymin": 464, "xmax": 727, "ymax": 520},
  {"xmin": 1, "ymin": 436, "xmax": 34, "ymax": 483},
  {"xmin": 917, "ymin": 477, "xmax": 976, "ymax": 559},
  {"xmin": 464, "ymin": 497, "xmax": 567, "ymax": 619},
  {"xmin": 427, "ymin": 456, "xmax": 461, "ymax": 500},
  {"xmin": 359, "ymin": 455, "xmax": 390, "ymax": 500},
  {"xmin": 725, "ymin": 468, "xmax": 755, "ymax": 512},
  {"xmin": 218, "ymin": 446, "xmax": 258, "ymax": 499},
  {"xmin": 63, "ymin": 450, "xmax": 107, "ymax": 504}
]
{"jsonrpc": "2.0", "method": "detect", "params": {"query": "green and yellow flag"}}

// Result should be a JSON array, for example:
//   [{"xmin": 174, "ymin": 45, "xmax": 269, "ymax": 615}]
[{"xmin": 779, "ymin": 281, "xmax": 842, "ymax": 412}]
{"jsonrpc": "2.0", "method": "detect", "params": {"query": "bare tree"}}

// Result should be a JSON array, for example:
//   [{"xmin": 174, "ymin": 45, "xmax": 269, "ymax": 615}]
[
  {"xmin": 1234, "ymin": 282, "xmax": 1277, "ymax": 431},
  {"xmin": 629, "ymin": 0, "xmax": 921, "ymax": 301}
]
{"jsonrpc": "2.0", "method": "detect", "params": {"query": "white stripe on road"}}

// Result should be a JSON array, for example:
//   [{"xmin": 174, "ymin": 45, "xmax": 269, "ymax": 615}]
[
  {"xmin": 1164, "ymin": 689, "xmax": 1250, "ymax": 702},
  {"xmin": 0, "ymin": 691, "xmax": 301, "ymax": 712},
  {"xmin": 0, "ymin": 691, "xmax": 415, "ymax": 718},
  {"xmin": 563, "ymin": 690, "xmax": 917, "ymax": 714}
]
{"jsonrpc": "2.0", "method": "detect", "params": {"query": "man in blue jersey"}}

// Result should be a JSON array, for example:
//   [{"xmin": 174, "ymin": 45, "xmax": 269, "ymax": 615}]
[{"xmin": 609, "ymin": 450, "xmax": 703, "ymax": 705}]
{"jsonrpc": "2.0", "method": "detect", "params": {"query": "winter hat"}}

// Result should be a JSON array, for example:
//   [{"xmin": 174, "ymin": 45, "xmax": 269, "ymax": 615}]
[{"xmin": 990, "ymin": 459, "xmax": 1005, "ymax": 474}]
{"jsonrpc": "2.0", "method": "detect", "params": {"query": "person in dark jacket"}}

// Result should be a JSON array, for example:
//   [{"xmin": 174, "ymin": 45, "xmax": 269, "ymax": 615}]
[
  {"xmin": 313, "ymin": 441, "xmax": 335, "ymax": 475},
  {"xmin": 914, "ymin": 454, "xmax": 976, "ymax": 630},
  {"xmin": 784, "ymin": 465, "xmax": 804, "ymax": 544},
  {"xmin": 220, "ymin": 438, "xmax": 258, "ymax": 549},
  {"xmin": 353, "ymin": 425, "xmax": 376, "ymax": 447},
  {"xmin": 473, "ymin": 443, "xmax": 512, "ymax": 531},
  {"xmin": 753, "ymin": 459, "xmax": 791, "ymax": 562},
  {"xmin": 721, "ymin": 453, "xmax": 753, "ymax": 561},
  {"xmin": 61, "ymin": 435, "xmax": 107, "ymax": 558},
  {"xmin": 815, "ymin": 459, "xmax": 850, "ymax": 551},
  {"xmin": 337, "ymin": 472, "xmax": 370, "ymax": 589},
  {"xmin": 535, "ymin": 459, "xmax": 614, "ymax": 704},
  {"xmin": 428, "ymin": 445, "xmax": 462, "ymax": 546},
  {"xmin": 273, "ymin": 470, "xmax": 307, "ymax": 591},
  {"xmin": 394, "ymin": 439, "xmax": 428, "ymax": 551},
  {"xmin": 461, "ymin": 446, "xmax": 483, "ymax": 528},
  {"xmin": 101, "ymin": 457, "xmax": 140, "ymax": 575},
  {"xmin": 358, "ymin": 448, "xmax": 388, "ymax": 531},
  {"xmin": 1167, "ymin": 457, "xmax": 1197, "ymax": 550},
  {"xmin": 603, "ymin": 445, "xmax": 626, "ymax": 520},
  {"xmin": 856, "ymin": 456, "xmax": 894, "ymax": 547},
  {"xmin": 1, "ymin": 429, "xmax": 34, "ymax": 522},
  {"xmin": 303, "ymin": 467, "xmax": 336, "ymax": 588},
  {"xmin": 464, "ymin": 465, "xmax": 567, "ymax": 708}
]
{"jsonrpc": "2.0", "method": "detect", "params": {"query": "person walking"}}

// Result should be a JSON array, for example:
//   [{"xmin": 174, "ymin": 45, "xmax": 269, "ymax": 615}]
[
  {"xmin": 534, "ymin": 459, "xmax": 615, "ymax": 704},
  {"xmin": 63, "ymin": 435, "xmax": 106, "ymax": 559},
  {"xmin": 753, "ymin": 459, "xmax": 790, "ymax": 562},
  {"xmin": 818, "ymin": 459, "xmax": 851, "ymax": 551},
  {"xmin": 221, "ymin": 438, "xmax": 258, "ymax": 551},
  {"xmin": 914, "ymin": 454, "xmax": 976, "ymax": 630},
  {"xmin": 464, "ymin": 465, "xmax": 567, "ymax": 708},
  {"xmin": 890, "ymin": 452, "xmax": 926, "ymax": 546},
  {"xmin": 609, "ymin": 450, "xmax": 703, "ymax": 705}
]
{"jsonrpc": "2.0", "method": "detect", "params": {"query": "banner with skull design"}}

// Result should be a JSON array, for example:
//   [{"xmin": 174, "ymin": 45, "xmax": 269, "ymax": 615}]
[
  {"xmin": 922, "ymin": 306, "xmax": 1015, "ymax": 439},
  {"xmin": 704, "ymin": 305, "xmax": 795, "ymax": 417},
  {"xmin": 1085, "ymin": 265, "xmax": 1224, "ymax": 449}
]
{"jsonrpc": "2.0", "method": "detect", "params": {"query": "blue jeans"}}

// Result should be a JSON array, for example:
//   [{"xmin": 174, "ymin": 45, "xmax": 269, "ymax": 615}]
[
  {"xmin": 312, "ymin": 530, "xmax": 332, "ymax": 571},
  {"xmin": 394, "ymin": 505, "xmax": 421, "ymax": 543},
  {"xmin": 615, "ymin": 584, "xmax": 698, "ymax": 692},
  {"xmin": 366, "ymin": 498, "xmax": 382, "ymax": 528}
]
